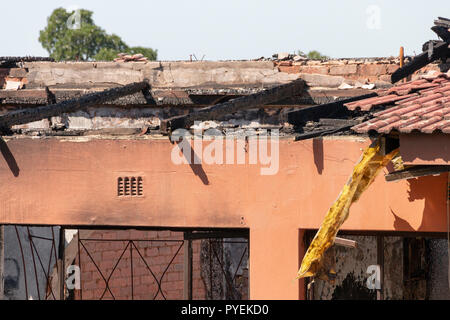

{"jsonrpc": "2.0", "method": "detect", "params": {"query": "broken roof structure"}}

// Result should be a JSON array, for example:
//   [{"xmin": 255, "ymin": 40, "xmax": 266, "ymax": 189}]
[
  {"xmin": 0, "ymin": 17, "xmax": 450, "ymax": 300},
  {"xmin": 349, "ymin": 72, "xmax": 450, "ymax": 134}
]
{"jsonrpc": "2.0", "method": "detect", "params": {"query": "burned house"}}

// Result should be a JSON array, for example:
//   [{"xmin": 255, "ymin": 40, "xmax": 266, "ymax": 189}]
[{"xmin": 0, "ymin": 17, "xmax": 450, "ymax": 300}]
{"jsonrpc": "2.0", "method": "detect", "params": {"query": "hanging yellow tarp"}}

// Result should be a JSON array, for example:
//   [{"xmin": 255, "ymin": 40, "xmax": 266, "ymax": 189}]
[{"xmin": 297, "ymin": 138, "xmax": 398, "ymax": 280}]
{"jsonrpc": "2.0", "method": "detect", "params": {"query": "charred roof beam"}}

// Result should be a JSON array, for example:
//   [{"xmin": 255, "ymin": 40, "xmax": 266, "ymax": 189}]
[
  {"xmin": 0, "ymin": 81, "xmax": 149, "ymax": 129},
  {"xmin": 391, "ymin": 17, "xmax": 450, "ymax": 83},
  {"xmin": 284, "ymin": 92, "xmax": 377, "ymax": 127},
  {"xmin": 391, "ymin": 41, "xmax": 449, "ymax": 83},
  {"xmin": 160, "ymin": 79, "xmax": 305, "ymax": 132}
]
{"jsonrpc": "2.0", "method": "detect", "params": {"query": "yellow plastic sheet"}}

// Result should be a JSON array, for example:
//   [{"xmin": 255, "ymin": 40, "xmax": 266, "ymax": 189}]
[{"xmin": 297, "ymin": 138, "xmax": 398, "ymax": 280}]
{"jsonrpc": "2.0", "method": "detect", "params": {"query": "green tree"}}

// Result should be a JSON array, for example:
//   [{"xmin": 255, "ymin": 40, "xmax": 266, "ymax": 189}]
[
  {"xmin": 297, "ymin": 50, "xmax": 330, "ymax": 60},
  {"xmin": 39, "ymin": 8, "xmax": 157, "ymax": 61}
]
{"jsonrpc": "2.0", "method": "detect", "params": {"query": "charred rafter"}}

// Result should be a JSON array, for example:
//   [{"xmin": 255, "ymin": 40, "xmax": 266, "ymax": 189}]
[
  {"xmin": 391, "ymin": 41, "xmax": 449, "ymax": 83},
  {"xmin": 0, "ymin": 56, "xmax": 54, "ymax": 68},
  {"xmin": 160, "ymin": 79, "xmax": 305, "ymax": 132},
  {"xmin": 285, "ymin": 92, "xmax": 377, "ymax": 127},
  {"xmin": 0, "ymin": 81, "xmax": 149, "ymax": 129},
  {"xmin": 391, "ymin": 17, "xmax": 450, "ymax": 83}
]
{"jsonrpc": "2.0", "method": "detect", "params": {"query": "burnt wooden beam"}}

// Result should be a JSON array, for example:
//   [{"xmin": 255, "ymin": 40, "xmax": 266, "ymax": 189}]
[
  {"xmin": 294, "ymin": 124, "xmax": 353, "ymax": 141},
  {"xmin": 0, "ymin": 81, "xmax": 149, "ymax": 129},
  {"xmin": 434, "ymin": 17, "xmax": 450, "ymax": 28},
  {"xmin": 385, "ymin": 165, "xmax": 450, "ymax": 182},
  {"xmin": 160, "ymin": 79, "xmax": 305, "ymax": 132},
  {"xmin": 318, "ymin": 118, "xmax": 361, "ymax": 127},
  {"xmin": 391, "ymin": 41, "xmax": 450, "ymax": 83},
  {"xmin": 431, "ymin": 25, "xmax": 450, "ymax": 43},
  {"xmin": 285, "ymin": 92, "xmax": 377, "ymax": 126}
]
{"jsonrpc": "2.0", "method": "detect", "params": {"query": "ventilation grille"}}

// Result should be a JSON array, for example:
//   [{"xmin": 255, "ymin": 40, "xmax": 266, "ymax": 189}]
[{"xmin": 118, "ymin": 177, "xmax": 143, "ymax": 197}]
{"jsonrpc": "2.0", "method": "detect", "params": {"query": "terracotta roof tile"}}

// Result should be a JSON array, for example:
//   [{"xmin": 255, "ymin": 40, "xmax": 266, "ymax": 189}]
[{"xmin": 347, "ymin": 72, "xmax": 450, "ymax": 134}]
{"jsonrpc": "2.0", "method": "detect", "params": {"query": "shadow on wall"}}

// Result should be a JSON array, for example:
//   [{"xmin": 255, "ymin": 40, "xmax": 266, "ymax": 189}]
[
  {"xmin": 176, "ymin": 140, "xmax": 209, "ymax": 185},
  {"xmin": 313, "ymin": 139, "xmax": 324, "ymax": 174},
  {"xmin": 390, "ymin": 174, "xmax": 448, "ymax": 232},
  {"xmin": 391, "ymin": 209, "xmax": 415, "ymax": 231},
  {"xmin": 0, "ymin": 137, "xmax": 19, "ymax": 177}
]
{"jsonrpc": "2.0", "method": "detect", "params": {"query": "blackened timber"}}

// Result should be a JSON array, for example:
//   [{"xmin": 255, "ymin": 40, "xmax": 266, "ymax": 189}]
[
  {"xmin": 285, "ymin": 92, "xmax": 377, "ymax": 126},
  {"xmin": 391, "ymin": 41, "xmax": 450, "ymax": 83},
  {"xmin": 385, "ymin": 165, "xmax": 450, "ymax": 182},
  {"xmin": 434, "ymin": 17, "xmax": 450, "ymax": 28},
  {"xmin": 431, "ymin": 26, "xmax": 450, "ymax": 43},
  {"xmin": 318, "ymin": 118, "xmax": 360, "ymax": 127},
  {"xmin": 294, "ymin": 124, "xmax": 353, "ymax": 141},
  {"xmin": 0, "ymin": 81, "xmax": 149, "ymax": 128},
  {"xmin": 0, "ymin": 56, "xmax": 54, "ymax": 68},
  {"xmin": 160, "ymin": 79, "xmax": 305, "ymax": 131}
]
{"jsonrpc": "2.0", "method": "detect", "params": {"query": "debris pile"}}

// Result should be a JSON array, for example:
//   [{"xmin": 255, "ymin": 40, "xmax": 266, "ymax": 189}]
[{"xmin": 114, "ymin": 53, "xmax": 148, "ymax": 62}]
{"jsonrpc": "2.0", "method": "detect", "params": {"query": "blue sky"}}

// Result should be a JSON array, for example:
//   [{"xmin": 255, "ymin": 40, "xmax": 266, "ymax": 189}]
[{"xmin": 1, "ymin": 0, "xmax": 449, "ymax": 60}]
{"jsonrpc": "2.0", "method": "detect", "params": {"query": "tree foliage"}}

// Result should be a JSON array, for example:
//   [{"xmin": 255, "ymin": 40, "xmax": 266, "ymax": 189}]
[
  {"xmin": 297, "ymin": 50, "xmax": 330, "ymax": 60},
  {"xmin": 39, "ymin": 8, "xmax": 157, "ymax": 61}
]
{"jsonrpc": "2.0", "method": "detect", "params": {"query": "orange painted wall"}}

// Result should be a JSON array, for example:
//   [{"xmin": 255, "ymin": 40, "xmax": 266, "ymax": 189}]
[
  {"xmin": 0, "ymin": 135, "xmax": 447, "ymax": 299},
  {"xmin": 400, "ymin": 132, "xmax": 450, "ymax": 165}
]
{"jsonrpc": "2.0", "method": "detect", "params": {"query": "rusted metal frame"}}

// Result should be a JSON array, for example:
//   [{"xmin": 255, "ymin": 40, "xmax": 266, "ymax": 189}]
[
  {"xmin": 0, "ymin": 81, "xmax": 149, "ymax": 129},
  {"xmin": 44, "ymin": 235, "xmax": 55, "ymax": 299},
  {"xmin": 97, "ymin": 241, "xmax": 132, "ymax": 300},
  {"xmin": 28, "ymin": 233, "xmax": 57, "ymax": 300},
  {"xmin": 231, "ymin": 246, "xmax": 248, "ymax": 283},
  {"xmin": 156, "ymin": 240, "xmax": 185, "ymax": 300},
  {"xmin": 130, "ymin": 240, "xmax": 184, "ymax": 300},
  {"xmin": 210, "ymin": 239, "xmax": 248, "ymax": 299},
  {"xmin": 209, "ymin": 240, "xmax": 213, "ymax": 299},
  {"xmin": 160, "ymin": 79, "xmax": 305, "ymax": 132},
  {"xmin": 26, "ymin": 227, "xmax": 41, "ymax": 300},
  {"xmin": 183, "ymin": 232, "xmax": 193, "ymax": 300},
  {"xmin": 303, "ymin": 232, "xmax": 317, "ymax": 300},
  {"xmin": 129, "ymin": 242, "xmax": 134, "ymax": 299},
  {"xmin": 58, "ymin": 227, "xmax": 65, "ymax": 301},
  {"xmin": 14, "ymin": 226, "xmax": 28, "ymax": 299},
  {"xmin": 0, "ymin": 225, "xmax": 3, "ymax": 300},
  {"xmin": 130, "ymin": 241, "xmax": 166, "ymax": 300},
  {"xmin": 79, "ymin": 237, "xmax": 182, "ymax": 242},
  {"xmin": 77, "ymin": 229, "xmax": 82, "ymax": 301},
  {"xmin": 50, "ymin": 227, "xmax": 59, "ymax": 299},
  {"xmin": 78, "ymin": 240, "xmax": 123, "ymax": 300}
]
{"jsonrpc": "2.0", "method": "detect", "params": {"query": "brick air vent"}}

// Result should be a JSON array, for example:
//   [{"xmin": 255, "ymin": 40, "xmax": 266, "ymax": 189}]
[{"xmin": 117, "ymin": 177, "xmax": 143, "ymax": 197}]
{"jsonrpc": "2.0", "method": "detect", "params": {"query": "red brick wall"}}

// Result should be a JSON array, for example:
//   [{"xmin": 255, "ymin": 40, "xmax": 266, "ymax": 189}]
[
  {"xmin": 76, "ymin": 229, "xmax": 206, "ymax": 300},
  {"xmin": 277, "ymin": 58, "xmax": 441, "ymax": 84}
]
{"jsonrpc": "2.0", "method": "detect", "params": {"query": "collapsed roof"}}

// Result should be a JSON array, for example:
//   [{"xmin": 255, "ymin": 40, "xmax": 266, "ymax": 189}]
[{"xmin": 0, "ymin": 17, "xmax": 448, "ymax": 139}]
